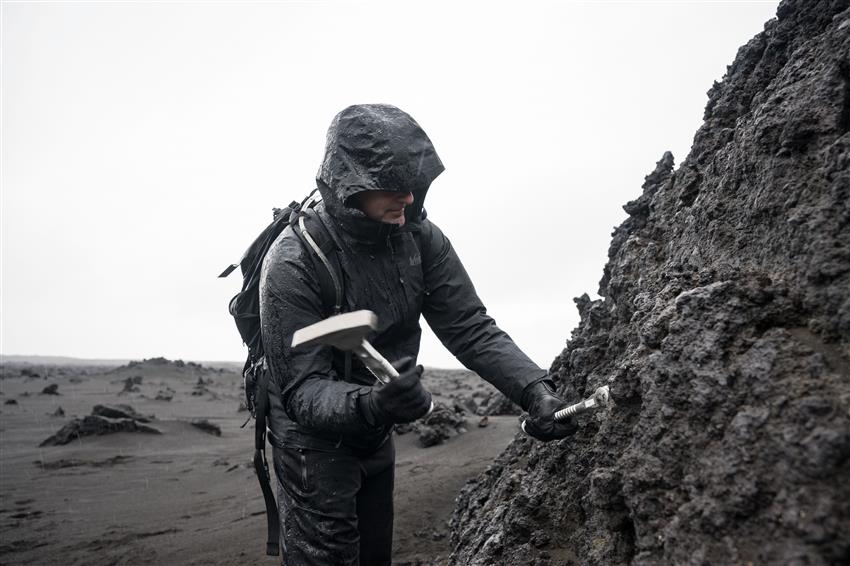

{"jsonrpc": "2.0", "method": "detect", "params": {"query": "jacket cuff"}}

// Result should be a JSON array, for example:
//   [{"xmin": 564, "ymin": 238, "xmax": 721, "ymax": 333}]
[
  {"xmin": 356, "ymin": 388, "xmax": 387, "ymax": 429},
  {"xmin": 519, "ymin": 376, "xmax": 555, "ymax": 411}
]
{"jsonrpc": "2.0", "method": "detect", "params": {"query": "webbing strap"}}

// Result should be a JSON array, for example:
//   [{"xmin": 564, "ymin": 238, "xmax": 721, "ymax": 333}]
[
  {"xmin": 252, "ymin": 362, "xmax": 280, "ymax": 556},
  {"xmin": 297, "ymin": 208, "xmax": 350, "ymax": 378},
  {"xmin": 298, "ymin": 214, "xmax": 342, "ymax": 314}
]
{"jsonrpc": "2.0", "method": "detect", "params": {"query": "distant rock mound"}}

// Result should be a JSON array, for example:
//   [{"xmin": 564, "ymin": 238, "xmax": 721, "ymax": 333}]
[
  {"xmin": 449, "ymin": 1, "xmax": 850, "ymax": 564},
  {"xmin": 155, "ymin": 387, "xmax": 175, "ymax": 402},
  {"xmin": 119, "ymin": 376, "xmax": 142, "ymax": 394},
  {"xmin": 40, "ymin": 416, "xmax": 161, "ymax": 447},
  {"xmin": 190, "ymin": 419, "xmax": 222, "ymax": 436},
  {"xmin": 92, "ymin": 404, "xmax": 154, "ymax": 423},
  {"xmin": 40, "ymin": 405, "xmax": 160, "ymax": 446},
  {"xmin": 40, "ymin": 384, "xmax": 59, "ymax": 395},
  {"xmin": 114, "ymin": 357, "xmax": 205, "ymax": 373},
  {"xmin": 36, "ymin": 455, "xmax": 133, "ymax": 469}
]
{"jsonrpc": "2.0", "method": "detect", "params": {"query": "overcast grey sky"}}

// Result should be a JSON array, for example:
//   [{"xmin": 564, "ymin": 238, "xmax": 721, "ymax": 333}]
[{"xmin": 2, "ymin": 0, "xmax": 779, "ymax": 368}]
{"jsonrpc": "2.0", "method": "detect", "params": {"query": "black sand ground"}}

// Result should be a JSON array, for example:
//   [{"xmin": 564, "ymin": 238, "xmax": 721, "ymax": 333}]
[{"xmin": 0, "ymin": 359, "xmax": 515, "ymax": 566}]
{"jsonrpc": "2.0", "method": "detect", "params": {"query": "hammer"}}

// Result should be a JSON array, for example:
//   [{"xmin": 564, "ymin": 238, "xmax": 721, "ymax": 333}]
[
  {"xmin": 292, "ymin": 310, "xmax": 397, "ymax": 383},
  {"xmin": 292, "ymin": 310, "xmax": 434, "ymax": 413}
]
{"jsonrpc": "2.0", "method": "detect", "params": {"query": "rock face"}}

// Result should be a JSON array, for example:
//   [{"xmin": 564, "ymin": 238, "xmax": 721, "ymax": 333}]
[{"xmin": 449, "ymin": 2, "xmax": 850, "ymax": 565}]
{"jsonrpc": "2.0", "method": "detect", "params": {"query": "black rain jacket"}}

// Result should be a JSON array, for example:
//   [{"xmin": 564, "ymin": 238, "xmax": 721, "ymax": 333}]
[{"xmin": 259, "ymin": 104, "xmax": 546, "ymax": 452}]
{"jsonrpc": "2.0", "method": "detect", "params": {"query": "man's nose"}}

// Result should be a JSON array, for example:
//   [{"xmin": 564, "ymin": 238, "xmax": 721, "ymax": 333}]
[{"xmin": 398, "ymin": 192, "xmax": 414, "ymax": 205}]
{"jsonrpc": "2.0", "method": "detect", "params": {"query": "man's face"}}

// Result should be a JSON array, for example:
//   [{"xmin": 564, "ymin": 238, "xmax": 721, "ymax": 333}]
[{"xmin": 353, "ymin": 190, "xmax": 415, "ymax": 226}]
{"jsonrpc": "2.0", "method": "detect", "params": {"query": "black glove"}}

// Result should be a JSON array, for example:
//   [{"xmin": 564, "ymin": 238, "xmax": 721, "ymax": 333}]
[
  {"xmin": 521, "ymin": 379, "xmax": 578, "ymax": 441},
  {"xmin": 359, "ymin": 357, "xmax": 432, "ymax": 426}
]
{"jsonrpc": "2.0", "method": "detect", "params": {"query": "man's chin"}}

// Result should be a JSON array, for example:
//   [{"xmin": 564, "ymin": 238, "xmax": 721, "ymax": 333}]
[{"xmin": 385, "ymin": 212, "xmax": 406, "ymax": 226}]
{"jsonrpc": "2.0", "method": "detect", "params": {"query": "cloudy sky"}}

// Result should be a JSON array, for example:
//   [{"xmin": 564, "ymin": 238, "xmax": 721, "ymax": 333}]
[{"xmin": 2, "ymin": 0, "xmax": 779, "ymax": 368}]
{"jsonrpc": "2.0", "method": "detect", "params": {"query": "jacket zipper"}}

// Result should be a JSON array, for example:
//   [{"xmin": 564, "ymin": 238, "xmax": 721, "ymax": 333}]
[
  {"xmin": 384, "ymin": 234, "xmax": 406, "ymax": 323},
  {"xmin": 299, "ymin": 451, "xmax": 308, "ymax": 491}
]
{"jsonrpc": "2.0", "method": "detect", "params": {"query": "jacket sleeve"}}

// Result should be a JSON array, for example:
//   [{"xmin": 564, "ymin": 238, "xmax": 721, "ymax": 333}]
[
  {"xmin": 420, "ymin": 219, "xmax": 547, "ymax": 405},
  {"xmin": 259, "ymin": 228, "xmax": 374, "ymax": 435}
]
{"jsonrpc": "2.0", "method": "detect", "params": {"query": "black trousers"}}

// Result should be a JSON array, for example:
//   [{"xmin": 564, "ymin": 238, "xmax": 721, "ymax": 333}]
[{"xmin": 272, "ymin": 437, "xmax": 395, "ymax": 566}]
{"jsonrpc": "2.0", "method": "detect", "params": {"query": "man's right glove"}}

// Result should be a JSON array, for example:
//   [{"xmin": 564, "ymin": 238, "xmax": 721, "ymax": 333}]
[
  {"xmin": 521, "ymin": 379, "xmax": 578, "ymax": 441},
  {"xmin": 358, "ymin": 357, "xmax": 432, "ymax": 426}
]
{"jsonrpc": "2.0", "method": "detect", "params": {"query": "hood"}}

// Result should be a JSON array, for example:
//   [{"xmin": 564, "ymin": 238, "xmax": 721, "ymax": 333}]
[{"xmin": 316, "ymin": 104, "xmax": 444, "ymax": 237}]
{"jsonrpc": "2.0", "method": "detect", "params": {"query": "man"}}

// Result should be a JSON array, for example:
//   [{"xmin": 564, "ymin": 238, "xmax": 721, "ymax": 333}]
[{"xmin": 259, "ymin": 104, "xmax": 575, "ymax": 566}]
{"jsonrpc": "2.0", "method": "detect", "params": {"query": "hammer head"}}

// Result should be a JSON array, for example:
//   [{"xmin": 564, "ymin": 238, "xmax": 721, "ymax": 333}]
[
  {"xmin": 291, "ymin": 310, "xmax": 377, "ymax": 350},
  {"xmin": 594, "ymin": 385, "xmax": 610, "ymax": 407}
]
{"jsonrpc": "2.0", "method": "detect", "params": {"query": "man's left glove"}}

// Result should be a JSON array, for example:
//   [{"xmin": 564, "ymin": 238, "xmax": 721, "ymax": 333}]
[{"xmin": 521, "ymin": 379, "xmax": 578, "ymax": 441}]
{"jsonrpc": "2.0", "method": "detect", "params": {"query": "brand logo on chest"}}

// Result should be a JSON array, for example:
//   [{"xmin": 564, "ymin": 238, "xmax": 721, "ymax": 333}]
[{"xmin": 409, "ymin": 253, "xmax": 421, "ymax": 266}]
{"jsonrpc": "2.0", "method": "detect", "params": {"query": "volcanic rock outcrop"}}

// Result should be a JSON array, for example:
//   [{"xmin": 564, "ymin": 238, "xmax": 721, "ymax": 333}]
[
  {"xmin": 40, "ymin": 405, "xmax": 160, "ymax": 446},
  {"xmin": 449, "ymin": 1, "xmax": 850, "ymax": 564},
  {"xmin": 39, "ymin": 415, "xmax": 161, "ymax": 447}
]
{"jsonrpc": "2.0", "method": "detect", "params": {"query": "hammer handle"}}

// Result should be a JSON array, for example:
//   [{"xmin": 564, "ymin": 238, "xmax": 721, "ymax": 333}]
[
  {"xmin": 555, "ymin": 386, "xmax": 609, "ymax": 421},
  {"xmin": 520, "ymin": 399, "xmax": 591, "ymax": 434},
  {"xmin": 553, "ymin": 397, "xmax": 598, "ymax": 421},
  {"xmin": 354, "ymin": 339, "xmax": 399, "ymax": 384}
]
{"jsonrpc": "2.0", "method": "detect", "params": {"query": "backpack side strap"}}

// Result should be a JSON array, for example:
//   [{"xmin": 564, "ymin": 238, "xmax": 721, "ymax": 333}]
[{"xmin": 251, "ymin": 358, "xmax": 280, "ymax": 556}]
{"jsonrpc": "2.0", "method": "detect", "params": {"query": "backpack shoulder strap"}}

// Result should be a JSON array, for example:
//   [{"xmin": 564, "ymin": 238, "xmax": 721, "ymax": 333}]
[
  {"xmin": 293, "ymin": 206, "xmax": 344, "ymax": 316},
  {"xmin": 292, "ymin": 205, "xmax": 353, "ymax": 379}
]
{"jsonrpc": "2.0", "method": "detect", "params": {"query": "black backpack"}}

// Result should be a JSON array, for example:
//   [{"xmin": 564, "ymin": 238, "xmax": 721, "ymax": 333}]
[{"xmin": 219, "ymin": 191, "xmax": 343, "ymax": 557}]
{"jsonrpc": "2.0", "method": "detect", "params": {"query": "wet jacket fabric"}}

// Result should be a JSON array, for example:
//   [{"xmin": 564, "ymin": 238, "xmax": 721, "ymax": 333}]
[{"xmin": 259, "ymin": 104, "xmax": 547, "ymax": 452}]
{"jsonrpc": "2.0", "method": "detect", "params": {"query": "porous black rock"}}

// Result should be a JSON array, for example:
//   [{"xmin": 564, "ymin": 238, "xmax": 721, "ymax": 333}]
[{"xmin": 449, "ymin": 2, "xmax": 850, "ymax": 564}]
